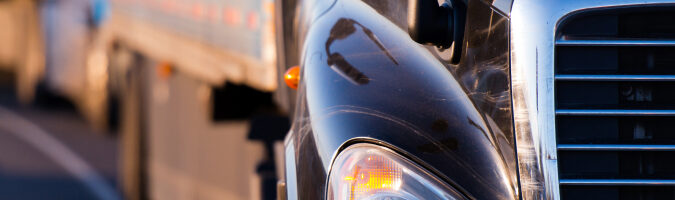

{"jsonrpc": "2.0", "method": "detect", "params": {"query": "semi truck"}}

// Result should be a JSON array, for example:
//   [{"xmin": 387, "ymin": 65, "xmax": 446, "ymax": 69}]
[{"xmin": 276, "ymin": 0, "xmax": 675, "ymax": 199}]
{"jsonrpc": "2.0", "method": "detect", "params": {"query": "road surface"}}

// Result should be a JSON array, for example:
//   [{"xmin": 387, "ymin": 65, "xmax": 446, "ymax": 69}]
[{"xmin": 0, "ymin": 80, "xmax": 121, "ymax": 200}]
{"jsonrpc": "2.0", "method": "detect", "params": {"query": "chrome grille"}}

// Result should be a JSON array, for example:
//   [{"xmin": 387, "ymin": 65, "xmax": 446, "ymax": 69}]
[{"xmin": 555, "ymin": 6, "xmax": 675, "ymax": 199}]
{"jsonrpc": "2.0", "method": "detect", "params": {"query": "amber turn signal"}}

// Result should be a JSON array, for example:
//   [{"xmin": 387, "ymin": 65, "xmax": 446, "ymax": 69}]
[{"xmin": 284, "ymin": 66, "xmax": 300, "ymax": 90}]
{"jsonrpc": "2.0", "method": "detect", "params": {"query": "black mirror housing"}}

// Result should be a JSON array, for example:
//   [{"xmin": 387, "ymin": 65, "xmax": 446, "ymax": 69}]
[{"xmin": 408, "ymin": 0, "xmax": 466, "ymax": 63}]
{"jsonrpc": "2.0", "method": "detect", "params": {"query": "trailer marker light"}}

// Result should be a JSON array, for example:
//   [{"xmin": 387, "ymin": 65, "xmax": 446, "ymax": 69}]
[{"xmin": 157, "ymin": 62, "xmax": 173, "ymax": 80}]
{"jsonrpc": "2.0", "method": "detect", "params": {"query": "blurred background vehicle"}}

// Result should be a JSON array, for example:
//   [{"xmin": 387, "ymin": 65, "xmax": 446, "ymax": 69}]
[
  {"xmin": 39, "ymin": 0, "xmax": 111, "ymax": 130},
  {"xmin": 107, "ymin": 0, "xmax": 292, "ymax": 199},
  {"xmin": 0, "ymin": 0, "xmax": 43, "ymax": 105},
  {"xmin": 0, "ymin": 0, "xmax": 293, "ymax": 199}
]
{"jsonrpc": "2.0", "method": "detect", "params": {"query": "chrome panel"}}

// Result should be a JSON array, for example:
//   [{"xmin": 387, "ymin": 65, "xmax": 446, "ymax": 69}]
[
  {"xmin": 490, "ymin": 0, "xmax": 514, "ymax": 15},
  {"xmin": 510, "ymin": 1, "xmax": 675, "ymax": 199},
  {"xmin": 283, "ymin": 131, "xmax": 298, "ymax": 200},
  {"xmin": 556, "ymin": 39, "xmax": 675, "ymax": 46},
  {"xmin": 557, "ymin": 144, "xmax": 675, "ymax": 151},
  {"xmin": 555, "ymin": 74, "xmax": 675, "ymax": 82},
  {"xmin": 556, "ymin": 109, "xmax": 675, "ymax": 116},
  {"xmin": 559, "ymin": 179, "xmax": 675, "ymax": 186}
]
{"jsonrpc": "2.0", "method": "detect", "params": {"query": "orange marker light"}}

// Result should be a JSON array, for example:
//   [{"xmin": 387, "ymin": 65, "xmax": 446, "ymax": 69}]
[
  {"xmin": 284, "ymin": 66, "xmax": 300, "ymax": 90},
  {"xmin": 157, "ymin": 62, "xmax": 173, "ymax": 80}
]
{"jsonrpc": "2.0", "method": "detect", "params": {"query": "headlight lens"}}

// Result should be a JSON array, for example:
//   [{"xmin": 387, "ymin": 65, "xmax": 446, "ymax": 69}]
[{"xmin": 327, "ymin": 143, "xmax": 465, "ymax": 200}]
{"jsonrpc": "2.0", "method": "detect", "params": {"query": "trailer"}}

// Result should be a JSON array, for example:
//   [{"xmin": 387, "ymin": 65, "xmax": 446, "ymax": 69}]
[{"xmin": 104, "ymin": 0, "xmax": 290, "ymax": 199}]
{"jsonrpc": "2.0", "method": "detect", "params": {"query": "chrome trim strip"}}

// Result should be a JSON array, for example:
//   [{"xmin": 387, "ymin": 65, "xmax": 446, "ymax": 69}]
[
  {"xmin": 555, "ymin": 74, "xmax": 675, "ymax": 81},
  {"xmin": 556, "ymin": 109, "xmax": 675, "ymax": 116},
  {"xmin": 556, "ymin": 39, "xmax": 675, "ymax": 46},
  {"xmin": 559, "ymin": 179, "xmax": 675, "ymax": 186},
  {"xmin": 283, "ymin": 133, "xmax": 298, "ymax": 200},
  {"xmin": 511, "ymin": 1, "xmax": 675, "ymax": 199},
  {"xmin": 558, "ymin": 144, "xmax": 675, "ymax": 151}
]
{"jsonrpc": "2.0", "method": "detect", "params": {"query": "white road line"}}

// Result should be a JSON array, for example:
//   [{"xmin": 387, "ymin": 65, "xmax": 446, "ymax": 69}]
[{"xmin": 0, "ymin": 107, "xmax": 120, "ymax": 200}]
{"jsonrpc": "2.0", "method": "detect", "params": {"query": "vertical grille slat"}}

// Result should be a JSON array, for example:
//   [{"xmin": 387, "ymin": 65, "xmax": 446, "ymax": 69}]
[{"xmin": 555, "ymin": 6, "xmax": 675, "ymax": 199}]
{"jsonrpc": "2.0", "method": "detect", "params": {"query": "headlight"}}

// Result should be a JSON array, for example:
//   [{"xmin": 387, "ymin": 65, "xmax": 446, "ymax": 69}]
[{"xmin": 327, "ymin": 143, "xmax": 465, "ymax": 200}]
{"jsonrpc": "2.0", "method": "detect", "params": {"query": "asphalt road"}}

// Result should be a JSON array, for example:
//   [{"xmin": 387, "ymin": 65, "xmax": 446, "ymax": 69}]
[{"xmin": 0, "ymin": 82, "xmax": 121, "ymax": 200}]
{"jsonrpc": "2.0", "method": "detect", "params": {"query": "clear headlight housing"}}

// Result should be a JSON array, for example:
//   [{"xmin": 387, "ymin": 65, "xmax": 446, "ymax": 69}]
[{"xmin": 327, "ymin": 143, "xmax": 465, "ymax": 200}]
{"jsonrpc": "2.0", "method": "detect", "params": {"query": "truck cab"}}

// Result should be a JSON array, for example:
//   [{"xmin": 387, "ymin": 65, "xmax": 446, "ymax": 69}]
[{"xmin": 277, "ymin": 0, "xmax": 675, "ymax": 199}]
